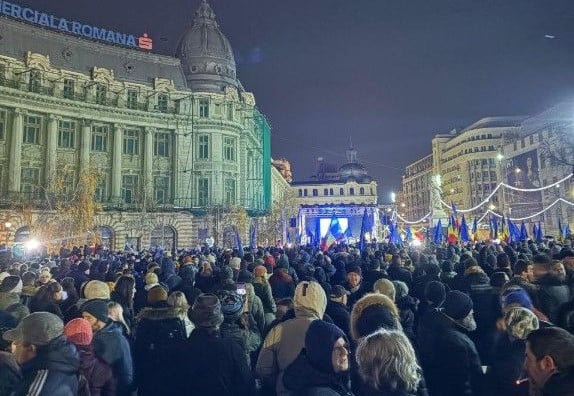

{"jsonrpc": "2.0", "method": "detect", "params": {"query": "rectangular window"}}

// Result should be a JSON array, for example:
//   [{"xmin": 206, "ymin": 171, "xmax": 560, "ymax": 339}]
[
  {"xmin": 28, "ymin": 70, "xmax": 41, "ymax": 93},
  {"xmin": 224, "ymin": 179, "xmax": 236, "ymax": 205},
  {"xmin": 95, "ymin": 84, "xmax": 107, "ymax": 105},
  {"xmin": 63, "ymin": 79, "xmax": 75, "ymax": 99},
  {"xmin": 122, "ymin": 175, "xmax": 139, "ymax": 204},
  {"xmin": 57, "ymin": 120, "xmax": 76, "ymax": 148},
  {"xmin": 198, "ymin": 135, "xmax": 209, "ymax": 159},
  {"xmin": 154, "ymin": 176, "xmax": 170, "ymax": 204},
  {"xmin": 123, "ymin": 129, "xmax": 140, "ymax": 155},
  {"xmin": 21, "ymin": 168, "xmax": 40, "ymax": 198},
  {"xmin": 127, "ymin": 89, "xmax": 138, "ymax": 110},
  {"xmin": 0, "ymin": 109, "xmax": 5, "ymax": 140},
  {"xmin": 157, "ymin": 93, "xmax": 169, "ymax": 113},
  {"xmin": 323, "ymin": 188, "xmax": 329, "ymax": 195},
  {"xmin": 350, "ymin": 188, "xmax": 355, "ymax": 195},
  {"xmin": 154, "ymin": 132, "xmax": 170, "ymax": 157},
  {"xmin": 23, "ymin": 115, "xmax": 41, "ymax": 144},
  {"xmin": 223, "ymin": 137, "xmax": 236, "ymax": 161},
  {"xmin": 0, "ymin": 64, "xmax": 6, "ymax": 84},
  {"xmin": 198, "ymin": 178, "xmax": 209, "ymax": 206},
  {"xmin": 199, "ymin": 99, "xmax": 209, "ymax": 117},
  {"xmin": 95, "ymin": 179, "xmax": 107, "ymax": 202},
  {"xmin": 91, "ymin": 125, "xmax": 109, "ymax": 152},
  {"xmin": 312, "ymin": 189, "xmax": 318, "ymax": 197}
]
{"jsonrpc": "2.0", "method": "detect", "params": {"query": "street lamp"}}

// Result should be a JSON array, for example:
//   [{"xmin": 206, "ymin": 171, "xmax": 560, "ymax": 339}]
[{"xmin": 4, "ymin": 222, "xmax": 11, "ymax": 245}]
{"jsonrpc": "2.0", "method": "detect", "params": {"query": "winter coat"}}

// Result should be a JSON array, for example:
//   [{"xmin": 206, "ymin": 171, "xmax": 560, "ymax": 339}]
[
  {"xmin": 484, "ymin": 333, "xmax": 528, "ymax": 396},
  {"xmin": 325, "ymin": 300, "xmax": 350, "ymax": 337},
  {"xmin": 417, "ymin": 309, "xmax": 483, "ymax": 396},
  {"xmin": 283, "ymin": 351, "xmax": 354, "ymax": 396},
  {"xmin": 535, "ymin": 273, "xmax": 571, "ymax": 323},
  {"xmin": 396, "ymin": 295, "xmax": 418, "ymax": 342},
  {"xmin": 257, "ymin": 302, "xmax": 327, "ymax": 396},
  {"xmin": 356, "ymin": 381, "xmax": 428, "ymax": 396},
  {"xmin": 76, "ymin": 344, "xmax": 115, "ymax": 396},
  {"xmin": 10, "ymin": 335, "xmax": 80, "ymax": 396},
  {"xmin": 182, "ymin": 328, "xmax": 255, "ymax": 396},
  {"xmin": 387, "ymin": 265, "xmax": 413, "ymax": 286},
  {"xmin": 0, "ymin": 292, "xmax": 19, "ymax": 310},
  {"xmin": 93, "ymin": 321, "xmax": 134, "ymax": 395},
  {"xmin": 0, "ymin": 351, "xmax": 21, "ymax": 396},
  {"xmin": 542, "ymin": 367, "xmax": 574, "ymax": 396},
  {"xmin": 133, "ymin": 303, "xmax": 188, "ymax": 396},
  {"xmin": 253, "ymin": 280, "xmax": 276, "ymax": 315},
  {"xmin": 245, "ymin": 283, "xmax": 266, "ymax": 335}
]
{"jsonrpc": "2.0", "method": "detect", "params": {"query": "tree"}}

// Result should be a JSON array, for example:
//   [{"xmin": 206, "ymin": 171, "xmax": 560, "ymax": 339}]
[
  {"xmin": 539, "ymin": 123, "xmax": 574, "ymax": 169},
  {"xmin": 257, "ymin": 189, "xmax": 298, "ymax": 245}
]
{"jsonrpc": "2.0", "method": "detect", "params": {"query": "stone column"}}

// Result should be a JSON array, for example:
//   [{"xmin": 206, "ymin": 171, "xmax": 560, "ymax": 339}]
[
  {"xmin": 111, "ymin": 124, "xmax": 123, "ymax": 201},
  {"xmin": 171, "ymin": 131, "xmax": 178, "ymax": 204},
  {"xmin": 143, "ymin": 127, "xmax": 154, "ymax": 203},
  {"xmin": 80, "ymin": 120, "xmax": 92, "ymax": 173},
  {"xmin": 8, "ymin": 108, "xmax": 24, "ymax": 193},
  {"xmin": 45, "ymin": 115, "xmax": 58, "ymax": 185}
]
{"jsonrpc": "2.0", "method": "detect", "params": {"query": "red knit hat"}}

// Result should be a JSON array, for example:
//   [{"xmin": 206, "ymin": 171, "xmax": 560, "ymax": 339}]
[{"xmin": 64, "ymin": 318, "xmax": 93, "ymax": 346}]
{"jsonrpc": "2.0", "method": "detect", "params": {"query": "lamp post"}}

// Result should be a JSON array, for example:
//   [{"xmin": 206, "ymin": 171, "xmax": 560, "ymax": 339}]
[{"xmin": 4, "ymin": 222, "xmax": 11, "ymax": 245}]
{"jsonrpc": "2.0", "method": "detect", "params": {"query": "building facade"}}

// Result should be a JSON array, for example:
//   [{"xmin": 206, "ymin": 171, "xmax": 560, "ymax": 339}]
[
  {"xmin": 0, "ymin": 1, "xmax": 273, "ymax": 250},
  {"xmin": 401, "ymin": 154, "xmax": 433, "ymax": 223},
  {"xmin": 432, "ymin": 117, "xmax": 524, "ymax": 211},
  {"xmin": 292, "ymin": 144, "xmax": 379, "ymax": 244}
]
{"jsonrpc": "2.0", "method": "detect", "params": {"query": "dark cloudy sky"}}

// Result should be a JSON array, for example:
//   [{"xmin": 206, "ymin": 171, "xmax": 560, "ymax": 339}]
[{"xmin": 21, "ymin": 0, "xmax": 574, "ymax": 199}]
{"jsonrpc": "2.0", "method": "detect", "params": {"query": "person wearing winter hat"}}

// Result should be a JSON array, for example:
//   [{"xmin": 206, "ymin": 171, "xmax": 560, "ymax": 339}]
[
  {"xmin": 283, "ymin": 320, "xmax": 352, "ymax": 395},
  {"xmin": 350, "ymin": 293, "xmax": 400, "ymax": 342},
  {"xmin": 3, "ymin": 312, "xmax": 80, "ymax": 395},
  {"xmin": 82, "ymin": 299, "xmax": 134, "ymax": 395},
  {"xmin": 345, "ymin": 266, "xmax": 365, "ymax": 308},
  {"xmin": 64, "ymin": 318, "xmax": 115, "ymax": 396},
  {"xmin": 504, "ymin": 307, "xmax": 539, "ymax": 341},
  {"xmin": 417, "ymin": 290, "xmax": 483, "ymax": 396},
  {"xmin": 326, "ymin": 285, "xmax": 351, "ymax": 338},
  {"xmin": 0, "ymin": 275, "xmax": 23, "ymax": 310},
  {"xmin": 83, "ymin": 280, "xmax": 111, "ymax": 300},
  {"xmin": 372, "ymin": 278, "xmax": 395, "ymax": 301},
  {"xmin": 183, "ymin": 293, "xmax": 255, "ymax": 395},
  {"xmin": 257, "ymin": 281, "xmax": 327, "ymax": 396}
]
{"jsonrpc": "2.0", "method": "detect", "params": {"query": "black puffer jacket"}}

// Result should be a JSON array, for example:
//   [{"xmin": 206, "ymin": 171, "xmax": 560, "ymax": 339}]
[
  {"xmin": 0, "ymin": 351, "xmax": 21, "ymax": 396},
  {"xmin": 417, "ymin": 309, "xmax": 483, "ymax": 396},
  {"xmin": 10, "ymin": 335, "xmax": 80, "ymax": 396},
  {"xmin": 535, "ymin": 273, "xmax": 571, "ymax": 323}
]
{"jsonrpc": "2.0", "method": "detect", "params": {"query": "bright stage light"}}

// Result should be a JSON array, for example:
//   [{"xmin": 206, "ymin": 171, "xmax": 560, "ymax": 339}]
[
  {"xmin": 410, "ymin": 239, "xmax": 422, "ymax": 247},
  {"xmin": 24, "ymin": 239, "xmax": 40, "ymax": 250}
]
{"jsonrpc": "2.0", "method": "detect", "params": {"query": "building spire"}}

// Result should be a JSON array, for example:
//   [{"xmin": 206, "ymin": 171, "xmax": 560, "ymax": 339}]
[
  {"xmin": 194, "ymin": 0, "xmax": 218, "ymax": 26},
  {"xmin": 346, "ymin": 138, "xmax": 358, "ymax": 163}
]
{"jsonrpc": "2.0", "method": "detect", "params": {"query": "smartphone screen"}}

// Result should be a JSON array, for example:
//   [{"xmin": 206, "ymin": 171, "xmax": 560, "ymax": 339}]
[{"xmin": 236, "ymin": 282, "xmax": 247, "ymax": 295}]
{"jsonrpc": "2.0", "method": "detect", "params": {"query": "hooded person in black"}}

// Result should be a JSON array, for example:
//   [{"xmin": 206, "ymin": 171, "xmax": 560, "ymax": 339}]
[{"xmin": 283, "ymin": 319, "xmax": 353, "ymax": 395}]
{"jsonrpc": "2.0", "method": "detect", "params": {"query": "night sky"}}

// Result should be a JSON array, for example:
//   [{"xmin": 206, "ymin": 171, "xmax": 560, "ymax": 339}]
[{"xmin": 19, "ymin": 0, "xmax": 574, "ymax": 199}]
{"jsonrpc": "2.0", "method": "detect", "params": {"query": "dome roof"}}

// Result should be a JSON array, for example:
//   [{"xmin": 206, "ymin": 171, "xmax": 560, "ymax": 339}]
[
  {"xmin": 339, "ymin": 162, "xmax": 368, "ymax": 181},
  {"xmin": 175, "ymin": 1, "xmax": 238, "ymax": 92}
]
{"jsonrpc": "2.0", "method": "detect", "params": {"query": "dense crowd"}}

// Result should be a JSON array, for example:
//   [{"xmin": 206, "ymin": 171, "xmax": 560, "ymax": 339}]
[{"xmin": 0, "ymin": 238, "xmax": 574, "ymax": 396}]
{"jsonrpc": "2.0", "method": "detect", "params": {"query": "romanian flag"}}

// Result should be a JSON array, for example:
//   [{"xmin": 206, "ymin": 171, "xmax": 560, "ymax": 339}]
[
  {"xmin": 451, "ymin": 202, "xmax": 460, "ymax": 230},
  {"xmin": 447, "ymin": 216, "xmax": 458, "ymax": 244},
  {"xmin": 500, "ymin": 216, "xmax": 509, "ymax": 243},
  {"xmin": 321, "ymin": 213, "xmax": 343, "ymax": 251}
]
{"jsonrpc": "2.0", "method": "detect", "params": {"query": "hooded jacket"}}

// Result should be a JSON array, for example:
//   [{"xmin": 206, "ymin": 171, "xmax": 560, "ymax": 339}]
[
  {"xmin": 535, "ymin": 273, "xmax": 571, "ymax": 323},
  {"xmin": 349, "ymin": 293, "xmax": 400, "ymax": 342},
  {"xmin": 283, "ymin": 351, "xmax": 353, "ymax": 396},
  {"xmin": 93, "ymin": 321, "xmax": 134, "ymax": 394},
  {"xmin": 10, "ymin": 335, "xmax": 80, "ymax": 396},
  {"xmin": 256, "ymin": 282, "xmax": 327, "ymax": 396}
]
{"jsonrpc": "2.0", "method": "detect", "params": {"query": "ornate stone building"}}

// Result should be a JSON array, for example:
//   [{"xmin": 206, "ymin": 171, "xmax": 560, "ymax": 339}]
[
  {"xmin": 0, "ymin": 1, "xmax": 273, "ymax": 250},
  {"xmin": 292, "ymin": 144, "xmax": 379, "ymax": 243}
]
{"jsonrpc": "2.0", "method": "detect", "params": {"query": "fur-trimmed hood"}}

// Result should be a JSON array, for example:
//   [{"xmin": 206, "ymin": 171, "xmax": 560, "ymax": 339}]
[
  {"xmin": 350, "ymin": 292, "xmax": 400, "ymax": 341},
  {"xmin": 136, "ymin": 305, "xmax": 187, "ymax": 321}
]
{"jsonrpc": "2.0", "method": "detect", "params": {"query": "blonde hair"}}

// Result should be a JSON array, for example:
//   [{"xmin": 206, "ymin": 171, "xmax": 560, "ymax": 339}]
[
  {"xmin": 356, "ymin": 329, "xmax": 421, "ymax": 392},
  {"xmin": 167, "ymin": 291, "xmax": 190, "ymax": 310}
]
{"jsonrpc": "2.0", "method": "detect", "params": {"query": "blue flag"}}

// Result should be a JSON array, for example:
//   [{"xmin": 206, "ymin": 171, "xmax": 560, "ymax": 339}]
[
  {"xmin": 234, "ymin": 227, "xmax": 243, "ymax": 255},
  {"xmin": 390, "ymin": 222, "xmax": 402, "ymax": 245},
  {"xmin": 405, "ymin": 225, "xmax": 413, "ymax": 242},
  {"xmin": 520, "ymin": 221, "xmax": 528, "ymax": 241},
  {"xmin": 359, "ymin": 208, "xmax": 369, "ymax": 251},
  {"xmin": 327, "ymin": 213, "xmax": 344, "ymax": 239},
  {"xmin": 459, "ymin": 215, "xmax": 470, "ymax": 243},
  {"xmin": 532, "ymin": 223, "xmax": 538, "ymax": 241},
  {"xmin": 433, "ymin": 220, "xmax": 443, "ymax": 244},
  {"xmin": 536, "ymin": 222, "xmax": 544, "ymax": 242}
]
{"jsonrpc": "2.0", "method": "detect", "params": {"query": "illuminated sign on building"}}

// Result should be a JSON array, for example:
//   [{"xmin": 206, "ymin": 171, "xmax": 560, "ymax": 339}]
[{"xmin": 0, "ymin": 1, "xmax": 153, "ymax": 50}]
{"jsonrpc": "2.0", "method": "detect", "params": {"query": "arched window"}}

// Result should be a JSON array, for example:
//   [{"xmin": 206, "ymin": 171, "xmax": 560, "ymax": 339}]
[
  {"xmin": 150, "ymin": 225, "xmax": 176, "ymax": 251},
  {"xmin": 95, "ymin": 226, "xmax": 114, "ymax": 250},
  {"xmin": 14, "ymin": 226, "xmax": 30, "ymax": 243}
]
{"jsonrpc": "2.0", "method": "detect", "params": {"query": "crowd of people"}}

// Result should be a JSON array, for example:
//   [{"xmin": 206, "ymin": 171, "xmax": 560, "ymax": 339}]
[{"xmin": 0, "ymin": 237, "xmax": 573, "ymax": 396}]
